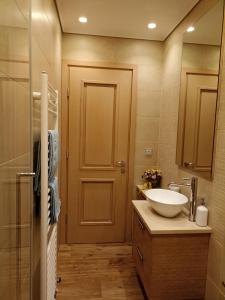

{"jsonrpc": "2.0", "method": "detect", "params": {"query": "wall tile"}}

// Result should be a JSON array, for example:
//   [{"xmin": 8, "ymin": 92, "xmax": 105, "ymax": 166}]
[
  {"xmin": 206, "ymin": 277, "xmax": 221, "ymax": 300},
  {"xmin": 182, "ymin": 44, "xmax": 220, "ymax": 71},
  {"xmin": 137, "ymin": 89, "xmax": 161, "ymax": 118},
  {"xmin": 207, "ymin": 239, "xmax": 223, "ymax": 288},
  {"xmin": 135, "ymin": 117, "xmax": 159, "ymax": 143}
]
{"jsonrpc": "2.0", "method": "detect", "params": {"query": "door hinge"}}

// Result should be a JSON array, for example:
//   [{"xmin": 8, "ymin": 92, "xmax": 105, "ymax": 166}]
[
  {"xmin": 67, "ymin": 87, "xmax": 70, "ymax": 98},
  {"xmin": 66, "ymin": 150, "xmax": 69, "ymax": 160}
]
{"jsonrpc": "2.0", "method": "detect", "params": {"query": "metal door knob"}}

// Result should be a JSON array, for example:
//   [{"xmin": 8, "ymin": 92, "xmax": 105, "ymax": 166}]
[
  {"xmin": 115, "ymin": 160, "xmax": 126, "ymax": 167},
  {"xmin": 184, "ymin": 161, "xmax": 193, "ymax": 168},
  {"xmin": 115, "ymin": 160, "xmax": 126, "ymax": 173}
]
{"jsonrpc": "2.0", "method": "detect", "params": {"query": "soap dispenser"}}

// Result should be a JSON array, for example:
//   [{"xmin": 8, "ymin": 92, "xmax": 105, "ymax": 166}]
[{"xmin": 196, "ymin": 198, "xmax": 208, "ymax": 227}]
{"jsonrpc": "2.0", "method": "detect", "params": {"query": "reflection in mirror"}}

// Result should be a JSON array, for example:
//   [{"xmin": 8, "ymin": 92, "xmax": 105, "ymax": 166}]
[{"xmin": 177, "ymin": 0, "xmax": 224, "ymax": 180}]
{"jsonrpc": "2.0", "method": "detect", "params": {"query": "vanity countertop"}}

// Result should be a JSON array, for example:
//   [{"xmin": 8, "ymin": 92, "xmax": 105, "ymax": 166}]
[{"xmin": 132, "ymin": 200, "xmax": 212, "ymax": 235}]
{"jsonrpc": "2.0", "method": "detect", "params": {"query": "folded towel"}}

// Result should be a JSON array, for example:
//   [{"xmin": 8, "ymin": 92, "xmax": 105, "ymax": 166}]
[
  {"xmin": 34, "ymin": 140, "xmax": 41, "ymax": 196},
  {"xmin": 48, "ymin": 177, "xmax": 61, "ymax": 224},
  {"xmin": 34, "ymin": 130, "xmax": 59, "ymax": 196},
  {"xmin": 48, "ymin": 130, "xmax": 59, "ymax": 182}
]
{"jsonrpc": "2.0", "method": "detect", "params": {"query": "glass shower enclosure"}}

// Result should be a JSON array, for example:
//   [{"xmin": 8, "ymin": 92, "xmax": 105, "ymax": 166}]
[{"xmin": 0, "ymin": 1, "xmax": 33, "ymax": 299}]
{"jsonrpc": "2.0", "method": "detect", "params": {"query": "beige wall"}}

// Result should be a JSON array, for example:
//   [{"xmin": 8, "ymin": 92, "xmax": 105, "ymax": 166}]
[
  {"xmin": 31, "ymin": 0, "xmax": 61, "ymax": 298},
  {"xmin": 183, "ymin": 43, "xmax": 220, "ymax": 71},
  {"xmin": 62, "ymin": 33, "xmax": 163, "ymax": 187},
  {"xmin": 32, "ymin": 0, "xmax": 62, "ymax": 117},
  {"xmin": 158, "ymin": 0, "xmax": 225, "ymax": 299}
]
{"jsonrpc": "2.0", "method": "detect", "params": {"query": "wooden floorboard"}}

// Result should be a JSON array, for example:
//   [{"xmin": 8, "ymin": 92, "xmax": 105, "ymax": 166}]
[{"xmin": 57, "ymin": 244, "xmax": 147, "ymax": 300}]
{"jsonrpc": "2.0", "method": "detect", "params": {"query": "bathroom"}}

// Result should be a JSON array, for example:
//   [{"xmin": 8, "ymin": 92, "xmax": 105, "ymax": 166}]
[{"xmin": 0, "ymin": 0, "xmax": 225, "ymax": 299}]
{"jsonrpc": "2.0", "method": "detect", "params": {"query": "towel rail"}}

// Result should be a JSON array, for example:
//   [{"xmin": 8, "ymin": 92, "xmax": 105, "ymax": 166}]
[
  {"xmin": 33, "ymin": 72, "xmax": 58, "ymax": 300},
  {"xmin": 33, "ymin": 88, "xmax": 58, "ymax": 117},
  {"xmin": 48, "ymin": 83, "xmax": 57, "ymax": 98}
]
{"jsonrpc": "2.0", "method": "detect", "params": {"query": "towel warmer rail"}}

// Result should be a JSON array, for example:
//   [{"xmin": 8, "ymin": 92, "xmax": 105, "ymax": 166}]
[{"xmin": 33, "ymin": 71, "xmax": 58, "ymax": 300}]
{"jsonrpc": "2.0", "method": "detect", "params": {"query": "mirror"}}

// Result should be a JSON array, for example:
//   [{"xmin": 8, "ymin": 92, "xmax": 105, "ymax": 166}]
[{"xmin": 177, "ymin": 0, "xmax": 224, "ymax": 179}]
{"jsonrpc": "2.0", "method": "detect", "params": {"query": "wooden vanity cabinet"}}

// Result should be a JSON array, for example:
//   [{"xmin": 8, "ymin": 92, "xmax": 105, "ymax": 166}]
[
  {"xmin": 136, "ymin": 185, "xmax": 147, "ymax": 200},
  {"xmin": 132, "ymin": 210, "xmax": 210, "ymax": 300}
]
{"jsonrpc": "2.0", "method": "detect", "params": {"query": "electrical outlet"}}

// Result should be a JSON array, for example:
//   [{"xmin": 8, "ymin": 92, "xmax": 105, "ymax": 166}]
[{"xmin": 144, "ymin": 148, "xmax": 153, "ymax": 156}]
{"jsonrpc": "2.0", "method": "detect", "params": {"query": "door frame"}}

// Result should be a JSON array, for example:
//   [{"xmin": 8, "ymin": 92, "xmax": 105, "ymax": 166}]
[{"xmin": 60, "ymin": 60, "xmax": 137, "ymax": 244}]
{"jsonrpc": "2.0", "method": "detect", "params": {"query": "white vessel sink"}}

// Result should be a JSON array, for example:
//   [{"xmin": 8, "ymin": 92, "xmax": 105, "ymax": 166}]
[{"xmin": 144, "ymin": 189, "xmax": 188, "ymax": 218}]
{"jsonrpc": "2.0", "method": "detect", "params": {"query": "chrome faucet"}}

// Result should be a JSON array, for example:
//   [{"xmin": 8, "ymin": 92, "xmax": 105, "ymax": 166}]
[
  {"xmin": 168, "ymin": 176, "xmax": 198, "ymax": 222},
  {"xmin": 187, "ymin": 177, "xmax": 198, "ymax": 221}
]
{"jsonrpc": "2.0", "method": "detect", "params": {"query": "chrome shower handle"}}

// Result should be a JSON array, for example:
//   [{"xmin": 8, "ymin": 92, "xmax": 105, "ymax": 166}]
[{"xmin": 16, "ymin": 172, "xmax": 36, "ymax": 178}]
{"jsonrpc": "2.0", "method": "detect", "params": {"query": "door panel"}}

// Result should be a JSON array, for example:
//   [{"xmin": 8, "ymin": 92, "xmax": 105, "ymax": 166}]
[
  {"xmin": 196, "ymin": 89, "xmax": 217, "ymax": 168},
  {"xmin": 183, "ymin": 73, "xmax": 218, "ymax": 172},
  {"xmin": 67, "ymin": 66, "xmax": 133, "ymax": 243},
  {"xmin": 80, "ymin": 81, "xmax": 117, "ymax": 168},
  {"xmin": 79, "ymin": 179, "xmax": 115, "ymax": 225}
]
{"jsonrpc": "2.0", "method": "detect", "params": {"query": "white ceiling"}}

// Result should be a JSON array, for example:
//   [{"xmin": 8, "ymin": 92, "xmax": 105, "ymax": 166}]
[
  {"xmin": 56, "ymin": 0, "xmax": 200, "ymax": 41},
  {"xmin": 184, "ymin": 0, "xmax": 224, "ymax": 45}
]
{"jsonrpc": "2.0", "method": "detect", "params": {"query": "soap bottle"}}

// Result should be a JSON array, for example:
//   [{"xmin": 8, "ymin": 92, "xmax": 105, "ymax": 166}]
[{"xmin": 196, "ymin": 198, "xmax": 208, "ymax": 227}]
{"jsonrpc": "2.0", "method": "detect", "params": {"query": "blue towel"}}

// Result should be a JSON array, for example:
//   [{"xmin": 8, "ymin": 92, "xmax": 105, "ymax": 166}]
[
  {"xmin": 48, "ymin": 177, "xmax": 61, "ymax": 224},
  {"xmin": 34, "ymin": 140, "xmax": 41, "ymax": 196},
  {"xmin": 34, "ymin": 130, "xmax": 59, "ymax": 196},
  {"xmin": 48, "ymin": 130, "xmax": 59, "ymax": 182}
]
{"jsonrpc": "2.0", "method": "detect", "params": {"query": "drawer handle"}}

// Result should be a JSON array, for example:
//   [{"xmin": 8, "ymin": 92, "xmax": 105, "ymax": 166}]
[
  {"xmin": 136, "ymin": 246, "xmax": 144, "ymax": 262},
  {"xmin": 138, "ymin": 218, "xmax": 145, "ymax": 231}
]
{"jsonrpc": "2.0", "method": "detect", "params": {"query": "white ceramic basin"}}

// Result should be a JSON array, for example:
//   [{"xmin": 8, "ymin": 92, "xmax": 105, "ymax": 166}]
[{"xmin": 144, "ymin": 189, "xmax": 188, "ymax": 218}]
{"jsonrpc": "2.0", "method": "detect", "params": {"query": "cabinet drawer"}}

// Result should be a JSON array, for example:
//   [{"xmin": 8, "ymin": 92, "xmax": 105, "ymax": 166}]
[
  {"xmin": 133, "ymin": 241, "xmax": 152, "ymax": 299},
  {"xmin": 133, "ymin": 244, "xmax": 145, "ymax": 279},
  {"xmin": 132, "ymin": 210, "xmax": 152, "ymax": 298},
  {"xmin": 133, "ymin": 210, "xmax": 151, "ymax": 250}
]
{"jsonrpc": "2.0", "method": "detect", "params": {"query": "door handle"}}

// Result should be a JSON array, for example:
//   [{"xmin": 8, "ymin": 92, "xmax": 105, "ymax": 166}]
[
  {"xmin": 115, "ymin": 160, "xmax": 126, "ymax": 167},
  {"xmin": 115, "ymin": 161, "xmax": 126, "ymax": 174},
  {"xmin": 184, "ymin": 161, "xmax": 193, "ymax": 168},
  {"xmin": 16, "ymin": 172, "xmax": 36, "ymax": 178}
]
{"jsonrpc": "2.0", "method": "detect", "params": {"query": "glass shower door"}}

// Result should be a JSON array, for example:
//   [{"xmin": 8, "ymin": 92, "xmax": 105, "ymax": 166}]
[{"xmin": 0, "ymin": 1, "xmax": 32, "ymax": 299}]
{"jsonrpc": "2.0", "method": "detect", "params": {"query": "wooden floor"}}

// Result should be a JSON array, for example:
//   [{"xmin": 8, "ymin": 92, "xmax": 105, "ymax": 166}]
[{"xmin": 57, "ymin": 244, "xmax": 147, "ymax": 300}]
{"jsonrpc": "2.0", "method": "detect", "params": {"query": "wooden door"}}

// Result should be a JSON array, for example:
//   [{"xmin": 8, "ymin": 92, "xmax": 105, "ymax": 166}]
[
  {"xmin": 177, "ymin": 69, "xmax": 218, "ymax": 179},
  {"xmin": 183, "ymin": 73, "xmax": 218, "ymax": 172},
  {"xmin": 67, "ymin": 65, "xmax": 133, "ymax": 243}
]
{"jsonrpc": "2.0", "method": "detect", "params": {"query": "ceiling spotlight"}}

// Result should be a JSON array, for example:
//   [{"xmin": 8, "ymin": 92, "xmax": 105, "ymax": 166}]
[
  {"xmin": 186, "ymin": 26, "xmax": 195, "ymax": 32},
  {"xmin": 148, "ymin": 22, "xmax": 157, "ymax": 29},
  {"xmin": 79, "ymin": 16, "xmax": 88, "ymax": 23}
]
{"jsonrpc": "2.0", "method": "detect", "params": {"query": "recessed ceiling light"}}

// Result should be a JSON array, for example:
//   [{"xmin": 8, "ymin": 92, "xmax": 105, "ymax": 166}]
[
  {"xmin": 148, "ymin": 22, "xmax": 157, "ymax": 29},
  {"xmin": 79, "ymin": 16, "xmax": 88, "ymax": 23},
  {"xmin": 186, "ymin": 26, "xmax": 195, "ymax": 32}
]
